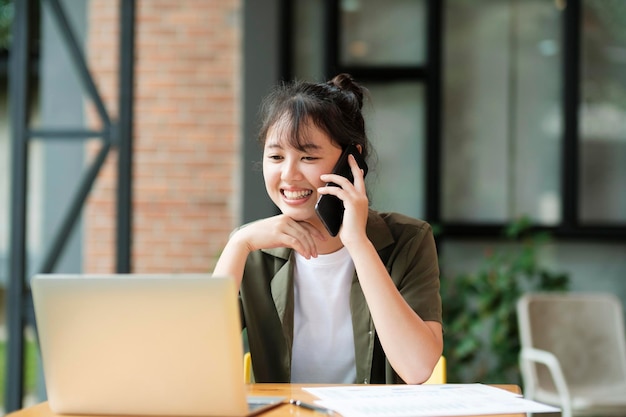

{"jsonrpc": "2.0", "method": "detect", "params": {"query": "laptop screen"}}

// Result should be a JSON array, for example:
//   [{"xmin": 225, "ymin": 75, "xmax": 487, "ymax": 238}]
[{"xmin": 32, "ymin": 274, "xmax": 256, "ymax": 416}]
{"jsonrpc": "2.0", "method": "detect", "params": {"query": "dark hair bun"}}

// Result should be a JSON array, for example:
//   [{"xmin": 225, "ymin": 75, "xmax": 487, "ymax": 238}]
[{"xmin": 328, "ymin": 73, "xmax": 365, "ymax": 111}]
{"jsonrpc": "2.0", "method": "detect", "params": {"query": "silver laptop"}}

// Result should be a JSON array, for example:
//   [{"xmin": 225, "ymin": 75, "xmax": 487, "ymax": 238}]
[{"xmin": 31, "ymin": 274, "xmax": 284, "ymax": 416}]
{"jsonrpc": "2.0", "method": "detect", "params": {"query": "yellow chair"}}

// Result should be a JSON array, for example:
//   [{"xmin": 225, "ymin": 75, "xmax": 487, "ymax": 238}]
[
  {"xmin": 244, "ymin": 352, "xmax": 446, "ymax": 384},
  {"xmin": 244, "ymin": 351, "xmax": 253, "ymax": 383},
  {"xmin": 424, "ymin": 355, "xmax": 446, "ymax": 384}
]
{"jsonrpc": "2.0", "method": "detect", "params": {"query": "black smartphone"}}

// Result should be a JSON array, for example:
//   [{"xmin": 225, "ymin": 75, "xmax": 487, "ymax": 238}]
[{"xmin": 315, "ymin": 144, "xmax": 368, "ymax": 236}]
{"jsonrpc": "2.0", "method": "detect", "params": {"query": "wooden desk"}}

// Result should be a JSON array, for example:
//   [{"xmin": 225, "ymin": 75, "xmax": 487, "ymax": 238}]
[{"xmin": 8, "ymin": 384, "xmax": 523, "ymax": 417}]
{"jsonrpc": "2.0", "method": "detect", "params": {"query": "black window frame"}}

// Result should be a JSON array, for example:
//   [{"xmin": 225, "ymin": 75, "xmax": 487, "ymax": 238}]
[{"xmin": 282, "ymin": 0, "xmax": 626, "ymax": 243}]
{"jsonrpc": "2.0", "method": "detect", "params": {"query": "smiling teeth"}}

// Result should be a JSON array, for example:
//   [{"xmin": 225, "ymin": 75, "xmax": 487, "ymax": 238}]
[{"xmin": 283, "ymin": 190, "xmax": 312, "ymax": 199}]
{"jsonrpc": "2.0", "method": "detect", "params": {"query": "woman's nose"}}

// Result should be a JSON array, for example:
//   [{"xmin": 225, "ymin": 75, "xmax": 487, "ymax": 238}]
[{"xmin": 281, "ymin": 159, "xmax": 302, "ymax": 181}]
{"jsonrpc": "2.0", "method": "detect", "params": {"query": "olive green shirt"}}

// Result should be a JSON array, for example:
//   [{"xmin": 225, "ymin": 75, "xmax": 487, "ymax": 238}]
[{"xmin": 239, "ymin": 210, "xmax": 442, "ymax": 384}]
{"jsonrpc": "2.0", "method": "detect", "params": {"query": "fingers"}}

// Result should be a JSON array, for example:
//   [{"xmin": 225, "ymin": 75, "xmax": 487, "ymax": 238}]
[
  {"xmin": 282, "ymin": 220, "xmax": 320, "ymax": 259},
  {"xmin": 319, "ymin": 155, "xmax": 365, "ymax": 192},
  {"xmin": 246, "ymin": 215, "xmax": 325, "ymax": 259},
  {"xmin": 348, "ymin": 154, "xmax": 366, "ymax": 188},
  {"xmin": 318, "ymin": 155, "xmax": 369, "ymax": 240}
]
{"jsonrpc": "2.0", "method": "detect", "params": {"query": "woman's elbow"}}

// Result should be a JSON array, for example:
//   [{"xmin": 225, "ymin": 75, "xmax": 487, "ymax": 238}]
[{"xmin": 397, "ymin": 361, "xmax": 438, "ymax": 385}]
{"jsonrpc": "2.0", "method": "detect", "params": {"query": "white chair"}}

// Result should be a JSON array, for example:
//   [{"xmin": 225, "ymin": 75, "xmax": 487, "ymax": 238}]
[{"xmin": 517, "ymin": 292, "xmax": 626, "ymax": 417}]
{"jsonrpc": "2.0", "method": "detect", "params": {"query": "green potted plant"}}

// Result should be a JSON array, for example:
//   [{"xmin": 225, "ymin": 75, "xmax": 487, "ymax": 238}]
[{"xmin": 440, "ymin": 217, "xmax": 570, "ymax": 384}]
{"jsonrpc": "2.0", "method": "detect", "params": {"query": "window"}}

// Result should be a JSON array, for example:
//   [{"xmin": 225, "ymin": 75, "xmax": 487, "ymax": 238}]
[
  {"xmin": 443, "ymin": 1, "xmax": 562, "ymax": 224},
  {"xmin": 579, "ymin": 0, "xmax": 626, "ymax": 224},
  {"xmin": 287, "ymin": 0, "xmax": 626, "ymax": 283},
  {"xmin": 293, "ymin": 0, "xmax": 433, "ymax": 218}
]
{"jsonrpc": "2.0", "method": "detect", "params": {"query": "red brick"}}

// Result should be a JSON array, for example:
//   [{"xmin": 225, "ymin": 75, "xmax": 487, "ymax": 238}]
[{"xmin": 85, "ymin": 0, "xmax": 241, "ymax": 273}]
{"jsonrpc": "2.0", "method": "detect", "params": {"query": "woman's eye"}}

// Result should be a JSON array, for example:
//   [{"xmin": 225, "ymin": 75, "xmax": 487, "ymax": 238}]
[
  {"xmin": 267, "ymin": 155, "xmax": 283, "ymax": 161},
  {"xmin": 302, "ymin": 156, "xmax": 318, "ymax": 161}
]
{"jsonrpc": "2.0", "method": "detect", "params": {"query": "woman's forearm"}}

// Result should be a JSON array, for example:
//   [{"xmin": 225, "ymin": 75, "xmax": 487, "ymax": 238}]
[
  {"xmin": 348, "ymin": 238, "xmax": 443, "ymax": 384},
  {"xmin": 213, "ymin": 233, "xmax": 250, "ymax": 288}
]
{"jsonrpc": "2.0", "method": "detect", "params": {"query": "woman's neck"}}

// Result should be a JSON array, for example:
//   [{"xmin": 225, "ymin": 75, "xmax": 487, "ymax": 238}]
[{"xmin": 315, "ymin": 234, "xmax": 345, "ymax": 255}]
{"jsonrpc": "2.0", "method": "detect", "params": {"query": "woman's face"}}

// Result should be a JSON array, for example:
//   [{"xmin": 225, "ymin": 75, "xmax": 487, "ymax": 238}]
[{"xmin": 262, "ymin": 120, "xmax": 342, "ymax": 227}]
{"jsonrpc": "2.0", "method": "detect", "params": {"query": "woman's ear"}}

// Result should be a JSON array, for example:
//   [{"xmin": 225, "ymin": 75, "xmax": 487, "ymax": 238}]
[{"xmin": 356, "ymin": 144, "xmax": 363, "ymax": 154}]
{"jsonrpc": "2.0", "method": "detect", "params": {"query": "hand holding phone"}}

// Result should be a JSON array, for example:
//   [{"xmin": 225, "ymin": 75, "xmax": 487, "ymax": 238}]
[{"xmin": 314, "ymin": 144, "xmax": 368, "ymax": 236}]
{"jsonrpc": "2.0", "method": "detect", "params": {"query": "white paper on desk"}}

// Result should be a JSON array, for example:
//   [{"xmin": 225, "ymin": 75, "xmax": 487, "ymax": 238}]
[{"xmin": 304, "ymin": 384, "xmax": 560, "ymax": 417}]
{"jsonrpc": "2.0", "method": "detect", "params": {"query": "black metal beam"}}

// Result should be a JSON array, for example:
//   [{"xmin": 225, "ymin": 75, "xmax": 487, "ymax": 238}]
[
  {"xmin": 5, "ymin": 0, "xmax": 31, "ymax": 411},
  {"xmin": 32, "ymin": 0, "xmax": 115, "ymax": 278},
  {"xmin": 425, "ymin": 0, "xmax": 443, "ymax": 224},
  {"xmin": 42, "ymin": 0, "xmax": 111, "ymax": 127},
  {"xmin": 38, "ymin": 143, "xmax": 112, "ymax": 274},
  {"xmin": 561, "ymin": 0, "xmax": 581, "ymax": 231},
  {"xmin": 439, "ymin": 223, "xmax": 626, "ymax": 242},
  {"xmin": 333, "ymin": 66, "xmax": 429, "ymax": 82},
  {"xmin": 5, "ymin": 0, "xmax": 135, "ymax": 411},
  {"xmin": 323, "ymin": 0, "xmax": 339, "ymax": 78},
  {"xmin": 28, "ymin": 128, "xmax": 109, "ymax": 139},
  {"xmin": 278, "ymin": 0, "xmax": 292, "ymax": 81},
  {"xmin": 116, "ymin": 0, "xmax": 136, "ymax": 273}
]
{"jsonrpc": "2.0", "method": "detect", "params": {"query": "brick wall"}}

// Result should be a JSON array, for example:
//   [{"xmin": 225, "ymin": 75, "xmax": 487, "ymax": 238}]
[{"xmin": 85, "ymin": 0, "xmax": 241, "ymax": 273}]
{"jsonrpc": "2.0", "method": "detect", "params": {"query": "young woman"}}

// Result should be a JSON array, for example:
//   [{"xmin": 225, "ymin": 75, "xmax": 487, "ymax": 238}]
[{"xmin": 214, "ymin": 73, "xmax": 442, "ymax": 384}]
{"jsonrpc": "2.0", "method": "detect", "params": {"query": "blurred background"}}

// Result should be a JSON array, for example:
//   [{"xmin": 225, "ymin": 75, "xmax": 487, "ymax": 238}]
[{"xmin": 1, "ymin": 0, "xmax": 625, "ymax": 413}]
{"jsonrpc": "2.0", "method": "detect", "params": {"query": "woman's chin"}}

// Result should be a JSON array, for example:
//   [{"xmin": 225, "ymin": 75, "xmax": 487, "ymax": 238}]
[{"xmin": 280, "ymin": 207, "xmax": 316, "ymax": 223}]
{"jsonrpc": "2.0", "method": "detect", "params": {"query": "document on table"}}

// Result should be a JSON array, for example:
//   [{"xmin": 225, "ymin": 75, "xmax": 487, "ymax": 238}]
[{"xmin": 304, "ymin": 384, "xmax": 560, "ymax": 417}]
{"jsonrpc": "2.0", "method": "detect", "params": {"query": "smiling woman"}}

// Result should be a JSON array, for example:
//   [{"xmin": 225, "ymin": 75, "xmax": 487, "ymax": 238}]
[
  {"xmin": 213, "ymin": 74, "xmax": 443, "ymax": 385},
  {"xmin": 261, "ymin": 121, "xmax": 344, "ymax": 239}
]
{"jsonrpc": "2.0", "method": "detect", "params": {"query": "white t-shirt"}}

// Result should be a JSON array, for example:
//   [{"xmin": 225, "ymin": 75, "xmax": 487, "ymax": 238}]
[{"xmin": 290, "ymin": 246, "xmax": 357, "ymax": 383}]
